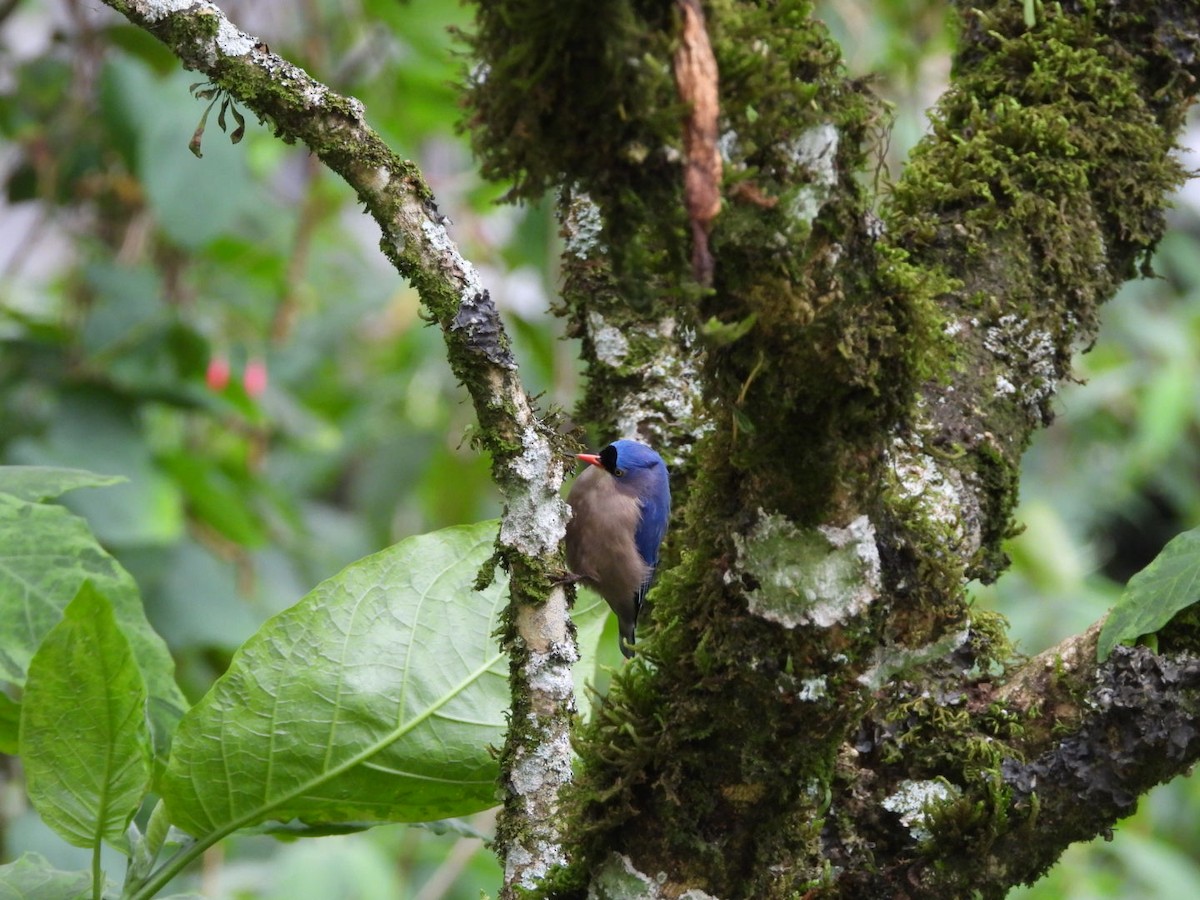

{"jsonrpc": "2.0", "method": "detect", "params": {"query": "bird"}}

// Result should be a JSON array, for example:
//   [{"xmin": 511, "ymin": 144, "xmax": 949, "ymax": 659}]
[{"xmin": 565, "ymin": 439, "xmax": 671, "ymax": 658}]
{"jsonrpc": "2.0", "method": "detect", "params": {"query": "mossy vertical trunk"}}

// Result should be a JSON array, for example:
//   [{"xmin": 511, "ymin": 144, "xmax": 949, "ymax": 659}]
[{"xmin": 461, "ymin": 0, "xmax": 1198, "ymax": 896}]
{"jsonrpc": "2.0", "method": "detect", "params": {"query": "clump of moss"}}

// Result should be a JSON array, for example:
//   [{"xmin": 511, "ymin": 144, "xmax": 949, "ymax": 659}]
[
  {"xmin": 460, "ymin": 1, "xmax": 678, "ymax": 201},
  {"xmin": 890, "ymin": 6, "xmax": 1184, "ymax": 327},
  {"xmin": 880, "ymin": 2, "xmax": 1187, "ymax": 597},
  {"xmin": 460, "ymin": 0, "xmax": 691, "ymax": 305}
]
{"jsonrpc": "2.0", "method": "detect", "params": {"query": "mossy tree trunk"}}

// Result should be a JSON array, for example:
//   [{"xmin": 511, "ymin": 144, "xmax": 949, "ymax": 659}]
[
  {"xmin": 97, "ymin": 0, "xmax": 1200, "ymax": 897},
  {"xmin": 466, "ymin": 2, "xmax": 1200, "ymax": 897}
]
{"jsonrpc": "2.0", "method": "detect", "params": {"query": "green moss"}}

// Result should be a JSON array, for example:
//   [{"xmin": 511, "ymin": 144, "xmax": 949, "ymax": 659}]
[
  {"xmin": 881, "ymin": 4, "xmax": 1186, "ymax": 587},
  {"xmin": 461, "ymin": 0, "xmax": 679, "ymax": 201},
  {"xmin": 1156, "ymin": 605, "xmax": 1200, "ymax": 657},
  {"xmin": 922, "ymin": 775, "xmax": 1014, "ymax": 859},
  {"xmin": 891, "ymin": 9, "xmax": 1182, "ymax": 279},
  {"xmin": 964, "ymin": 607, "xmax": 1014, "ymax": 676},
  {"xmin": 151, "ymin": 4, "xmax": 220, "ymax": 48},
  {"xmin": 876, "ymin": 690, "xmax": 1022, "ymax": 795},
  {"xmin": 462, "ymin": 0, "xmax": 690, "ymax": 304}
]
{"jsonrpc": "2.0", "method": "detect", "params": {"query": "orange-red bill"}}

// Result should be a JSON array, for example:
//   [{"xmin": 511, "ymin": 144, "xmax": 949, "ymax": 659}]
[{"xmin": 577, "ymin": 453, "xmax": 602, "ymax": 467}]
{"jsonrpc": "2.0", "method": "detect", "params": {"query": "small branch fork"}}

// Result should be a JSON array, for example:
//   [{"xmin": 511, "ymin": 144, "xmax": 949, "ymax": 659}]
[{"xmin": 98, "ymin": 0, "xmax": 573, "ymax": 890}]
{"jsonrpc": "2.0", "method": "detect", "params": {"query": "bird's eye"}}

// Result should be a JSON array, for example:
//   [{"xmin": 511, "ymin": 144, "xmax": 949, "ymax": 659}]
[{"xmin": 614, "ymin": 467, "xmax": 626, "ymax": 477}]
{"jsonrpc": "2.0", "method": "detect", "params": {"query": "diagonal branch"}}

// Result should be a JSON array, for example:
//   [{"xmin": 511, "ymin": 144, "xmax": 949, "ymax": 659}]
[
  {"xmin": 96, "ymin": 0, "xmax": 573, "ymax": 890},
  {"xmin": 831, "ymin": 615, "xmax": 1200, "ymax": 899},
  {"xmin": 992, "ymin": 631, "xmax": 1200, "ymax": 888}
]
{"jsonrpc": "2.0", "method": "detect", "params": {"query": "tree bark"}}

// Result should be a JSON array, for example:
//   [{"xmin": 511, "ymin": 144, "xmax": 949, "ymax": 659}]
[{"xmin": 469, "ymin": 1, "xmax": 1200, "ymax": 897}]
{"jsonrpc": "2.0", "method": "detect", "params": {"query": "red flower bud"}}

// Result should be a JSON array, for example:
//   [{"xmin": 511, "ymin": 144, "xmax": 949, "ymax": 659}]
[
  {"xmin": 206, "ymin": 355, "xmax": 231, "ymax": 391},
  {"xmin": 244, "ymin": 358, "xmax": 268, "ymax": 398}
]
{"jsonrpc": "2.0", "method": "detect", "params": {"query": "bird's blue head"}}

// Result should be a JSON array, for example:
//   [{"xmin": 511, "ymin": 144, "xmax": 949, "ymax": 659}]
[
  {"xmin": 577, "ymin": 439, "xmax": 671, "ymax": 568},
  {"xmin": 578, "ymin": 439, "xmax": 665, "ymax": 483}
]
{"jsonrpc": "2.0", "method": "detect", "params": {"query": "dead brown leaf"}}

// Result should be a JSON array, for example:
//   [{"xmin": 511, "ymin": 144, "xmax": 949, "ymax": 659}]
[{"xmin": 674, "ymin": 0, "xmax": 722, "ymax": 285}]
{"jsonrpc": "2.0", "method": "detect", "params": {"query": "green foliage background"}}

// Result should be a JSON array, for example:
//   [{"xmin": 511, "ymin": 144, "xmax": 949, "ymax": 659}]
[{"xmin": 0, "ymin": 0, "xmax": 1197, "ymax": 895}]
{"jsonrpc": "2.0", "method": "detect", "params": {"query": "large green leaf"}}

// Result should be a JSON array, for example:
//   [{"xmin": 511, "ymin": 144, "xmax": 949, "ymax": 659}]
[
  {"xmin": 1099, "ymin": 527, "xmax": 1200, "ymax": 661},
  {"xmin": 0, "ymin": 852, "xmax": 94, "ymax": 900},
  {"xmin": 160, "ymin": 520, "xmax": 510, "ymax": 837},
  {"xmin": 0, "ymin": 492, "xmax": 187, "ymax": 756},
  {"xmin": 19, "ymin": 583, "xmax": 152, "ymax": 850},
  {"xmin": 0, "ymin": 466, "xmax": 126, "ymax": 502}
]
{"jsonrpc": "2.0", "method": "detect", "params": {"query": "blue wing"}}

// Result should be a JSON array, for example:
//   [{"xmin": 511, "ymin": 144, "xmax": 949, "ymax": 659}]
[
  {"xmin": 630, "ymin": 487, "xmax": 668, "ymax": 637},
  {"xmin": 634, "ymin": 479, "xmax": 671, "ymax": 572}
]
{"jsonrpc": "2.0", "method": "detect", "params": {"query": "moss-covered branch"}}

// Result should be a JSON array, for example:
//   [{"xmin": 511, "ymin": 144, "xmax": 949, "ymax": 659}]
[
  {"xmin": 884, "ymin": 0, "xmax": 1197, "ymax": 587},
  {"xmin": 96, "ymin": 0, "xmax": 575, "ymax": 890},
  {"xmin": 819, "ymin": 613, "xmax": 1200, "ymax": 899}
]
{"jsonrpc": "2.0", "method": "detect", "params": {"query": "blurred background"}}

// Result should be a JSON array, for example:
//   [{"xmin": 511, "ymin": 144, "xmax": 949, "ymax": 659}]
[{"xmin": 1, "ymin": 0, "xmax": 1197, "ymax": 896}]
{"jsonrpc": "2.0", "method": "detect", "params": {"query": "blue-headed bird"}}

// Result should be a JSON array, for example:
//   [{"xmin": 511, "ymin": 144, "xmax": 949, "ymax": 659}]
[{"xmin": 565, "ymin": 440, "xmax": 670, "ymax": 657}]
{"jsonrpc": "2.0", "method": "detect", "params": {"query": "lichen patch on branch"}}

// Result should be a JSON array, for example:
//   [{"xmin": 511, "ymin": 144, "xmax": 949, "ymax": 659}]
[
  {"xmin": 981, "ymin": 313, "xmax": 1058, "ymax": 411},
  {"xmin": 734, "ymin": 512, "xmax": 880, "ymax": 629},
  {"xmin": 586, "ymin": 312, "xmax": 631, "ymax": 367},
  {"xmin": 783, "ymin": 122, "xmax": 840, "ymax": 223},
  {"xmin": 562, "ymin": 191, "xmax": 603, "ymax": 259},
  {"xmin": 882, "ymin": 779, "xmax": 961, "ymax": 843},
  {"xmin": 499, "ymin": 428, "xmax": 570, "ymax": 559},
  {"xmin": 888, "ymin": 436, "xmax": 981, "ymax": 559}
]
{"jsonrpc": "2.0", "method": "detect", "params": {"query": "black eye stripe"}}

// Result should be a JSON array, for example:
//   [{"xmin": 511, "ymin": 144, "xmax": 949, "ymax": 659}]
[{"xmin": 599, "ymin": 444, "xmax": 620, "ymax": 475}]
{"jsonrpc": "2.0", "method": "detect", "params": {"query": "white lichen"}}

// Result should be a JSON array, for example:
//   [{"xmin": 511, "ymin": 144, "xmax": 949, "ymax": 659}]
[
  {"xmin": 882, "ymin": 779, "xmax": 960, "ymax": 843},
  {"xmin": 301, "ymin": 81, "xmax": 328, "ymax": 107},
  {"xmin": 888, "ymin": 438, "xmax": 980, "ymax": 559},
  {"xmin": 612, "ymin": 319, "xmax": 709, "ymax": 450},
  {"xmin": 139, "ymin": 0, "xmax": 253, "ymax": 64},
  {"xmin": 505, "ymin": 836, "xmax": 568, "ymax": 891},
  {"xmin": 798, "ymin": 676, "xmax": 828, "ymax": 701},
  {"xmin": 588, "ymin": 311, "xmax": 631, "ymax": 366},
  {"xmin": 504, "ymin": 844, "xmax": 534, "ymax": 887},
  {"xmin": 857, "ymin": 625, "xmax": 971, "ymax": 690},
  {"xmin": 509, "ymin": 728, "xmax": 573, "ymax": 795},
  {"xmin": 563, "ymin": 191, "xmax": 603, "ymax": 259},
  {"xmin": 418, "ymin": 217, "xmax": 484, "ymax": 302},
  {"xmin": 525, "ymin": 644, "xmax": 579, "ymax": 701},
  {"xmin": 214, "ymin": 15, "xmax": 255, "ymax": 57},
  {"xmin": 735, "ymin": 512, "xmax": 880, "ymax": 629},
  {"xmin": 141, "ymin": 0, "xmax": 201, "ymax": 23},
  {"xmin": 982, "ymin": 313, "xmax": 1058, "ymax": 411},
  {"xmin": 783, "ymin": 123, "xmax": 839, "ymax": 223},
  {"xmin": 499, "ymin": 427, "xmax": 569, "ymax": 557},
  {"xmin": 589, "ymin": 853, "xmax": 660, "ymax": 899}
]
